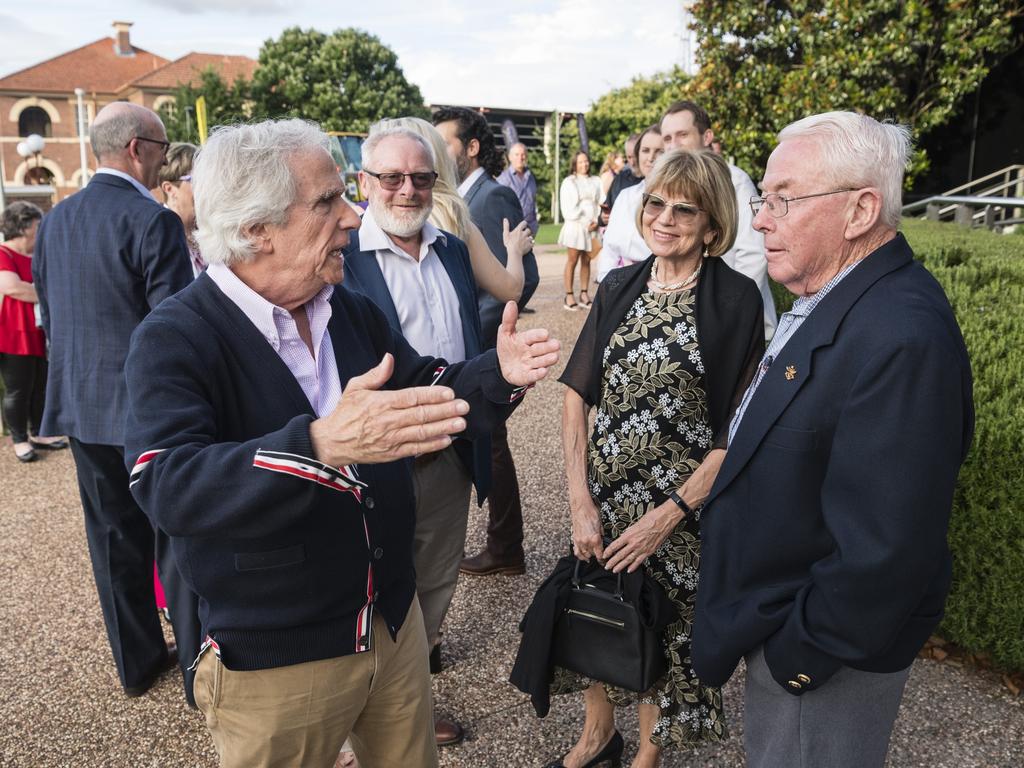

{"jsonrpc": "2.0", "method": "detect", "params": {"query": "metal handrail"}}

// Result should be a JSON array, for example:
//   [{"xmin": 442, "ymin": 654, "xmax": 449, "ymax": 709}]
[
  {"xmin": 902, "ymin": 195, "xmax": 1024, "ymax": 214},
  {"xmin": 941, "ymin": 164, "xmax": 1024, "ymax": 197}
]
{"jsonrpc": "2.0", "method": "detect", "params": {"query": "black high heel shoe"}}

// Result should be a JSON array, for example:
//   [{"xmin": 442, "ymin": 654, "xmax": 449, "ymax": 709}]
[{"xmin": 544, "ymin": 729, "xmax": 624, "ymax": 768}]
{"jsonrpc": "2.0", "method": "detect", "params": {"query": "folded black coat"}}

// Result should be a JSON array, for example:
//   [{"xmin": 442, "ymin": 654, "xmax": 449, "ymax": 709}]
[{"xmin": 510, "ymin": 554, "xmax": 678, "ymax": 717}]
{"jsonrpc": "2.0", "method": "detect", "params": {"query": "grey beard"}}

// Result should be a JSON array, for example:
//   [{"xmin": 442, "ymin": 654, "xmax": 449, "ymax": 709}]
[{"xmin": 370, "ymin": 199, "xmax": 432, "ymax": 239}]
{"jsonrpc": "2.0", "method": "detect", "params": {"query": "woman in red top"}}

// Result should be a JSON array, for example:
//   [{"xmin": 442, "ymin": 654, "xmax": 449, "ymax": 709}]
[{"xmin": 0, "ymin": 201, "xmax": 66, "ymax": 462}]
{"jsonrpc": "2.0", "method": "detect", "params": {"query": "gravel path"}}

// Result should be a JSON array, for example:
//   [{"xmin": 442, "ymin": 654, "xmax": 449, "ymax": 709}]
[{"xmin": 1, "ymin": 247, "xmax": 1020, "ymax": 767}]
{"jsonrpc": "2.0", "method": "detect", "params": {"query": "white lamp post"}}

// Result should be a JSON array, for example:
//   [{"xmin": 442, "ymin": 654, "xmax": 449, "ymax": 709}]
[
  {"xmin": 18, "ymin": 134, "xmax": 46, "ymax": 183},
  {"xmin": 75, "ymin": 88, "xmax": 90, "ymax": 188}
]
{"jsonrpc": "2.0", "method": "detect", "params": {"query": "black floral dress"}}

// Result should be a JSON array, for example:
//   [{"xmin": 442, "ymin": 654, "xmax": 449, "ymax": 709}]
[{"xmin": 552, "ymin": 286, "xmax": 728, "ymax": 747}]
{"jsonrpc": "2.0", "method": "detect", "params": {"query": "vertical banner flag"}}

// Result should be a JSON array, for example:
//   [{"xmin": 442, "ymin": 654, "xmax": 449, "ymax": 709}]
[
  {"xmin": 576, "ymin": 114, "xmax": 589, "ymax": 156},
  {"xmin": 196, "ymin": 96, "xmax": 209, "ymax": 145},
  {"xmin": 501, "ymin": 119, "xmax": 519, "ymax": 152}
]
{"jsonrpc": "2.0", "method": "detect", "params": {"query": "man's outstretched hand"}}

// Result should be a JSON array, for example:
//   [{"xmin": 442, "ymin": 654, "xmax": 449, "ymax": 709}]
[
  {"xmin": 496, "ymin": 301, "xmax": 560, "ymax": 387},
  {"xmin": 310, "ymin": 353, "xmax": 469, "ymax": 467}
]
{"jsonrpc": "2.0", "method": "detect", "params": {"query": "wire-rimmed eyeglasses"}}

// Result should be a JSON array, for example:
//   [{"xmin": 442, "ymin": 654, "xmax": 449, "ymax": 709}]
[
  {"xmin": 364, "ymin": 170, "xmax": 438, "ymax": 191},
  {"xmin": 749, "ymin": 189, "xmax": 855, "ymax": 218}
]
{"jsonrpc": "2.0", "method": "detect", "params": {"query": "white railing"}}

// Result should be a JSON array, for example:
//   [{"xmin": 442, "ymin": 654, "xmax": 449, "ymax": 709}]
[{"xmin": 903, "ymin": 165, "xmax": 1024, "ymax": 229}]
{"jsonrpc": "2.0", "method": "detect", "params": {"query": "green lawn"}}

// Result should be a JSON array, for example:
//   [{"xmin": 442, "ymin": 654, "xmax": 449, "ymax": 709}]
[{"xmin": 535, "ymin": 222, "xmax": 562, "ymax": 246}]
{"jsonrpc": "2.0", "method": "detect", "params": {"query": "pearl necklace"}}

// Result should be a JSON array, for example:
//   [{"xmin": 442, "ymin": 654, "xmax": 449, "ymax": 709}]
[{"xmin": 650, "ymin": 259, "xmax": 702, "ymax": 292}]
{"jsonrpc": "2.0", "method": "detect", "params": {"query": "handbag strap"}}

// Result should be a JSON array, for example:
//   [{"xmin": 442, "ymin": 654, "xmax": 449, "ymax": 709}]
[{"xmin": 571, "ymin": 558, "xmax": 624, "ymax": 599}]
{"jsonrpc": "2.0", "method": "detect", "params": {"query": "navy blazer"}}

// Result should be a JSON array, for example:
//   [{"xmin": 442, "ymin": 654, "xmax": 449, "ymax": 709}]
[
  {"xmin": 341, "ymin": 228, "xmax": 492, "ymax": 502},
  {"xmin": 33, "ymin": 173, "xmax": 192, "ymax": 445},
  {"xmin": 692, "ymin": 234, "xmax": 974, "ymax": 696},
  {"xmin": 464, "ymin": 172, "xmax": 540, "ymax": 348}
]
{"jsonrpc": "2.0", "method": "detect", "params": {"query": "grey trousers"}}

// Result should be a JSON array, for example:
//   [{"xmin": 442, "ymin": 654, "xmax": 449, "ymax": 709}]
[
  {"xmin": 744, "ymin": 646, "xmax": 911, "ymax": 768},
  {"xmin": 412, "ymin": 446, "xmax": 472, "ymax": 648}
]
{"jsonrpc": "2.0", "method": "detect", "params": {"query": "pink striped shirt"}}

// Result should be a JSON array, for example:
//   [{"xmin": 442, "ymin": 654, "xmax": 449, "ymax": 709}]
[{"xmin": 206, "ymin": 263, "xmax": 341, "ymax": 416}]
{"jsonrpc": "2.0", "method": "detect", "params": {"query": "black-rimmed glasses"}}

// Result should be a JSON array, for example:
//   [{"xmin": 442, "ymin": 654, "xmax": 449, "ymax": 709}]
[
  {"xmin": 126, "ymin": 136, "xmax": 171, "ymax": 154},
  {"xmin": 642, "ymin": 193, "xmax": 705, "ymax": 222},
  {"xmin": 749, "ymin": 189, "xmax": 855, "ymax": 218},
  {"xmin": 365, "ymin": 170, "xmax": 438, "ymax": 191}
]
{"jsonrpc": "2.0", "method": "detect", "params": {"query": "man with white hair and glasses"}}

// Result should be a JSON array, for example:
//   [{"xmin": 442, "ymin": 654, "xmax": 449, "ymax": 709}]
[
  {"xmin": 122, "ymin": 118, "xmax": 559, "ymax": 768},
  {"xmin": 692, "ymin": 111, "xmax": 974, "ymax": 768},
  {"xmin": 341, "ymin": 124, "xmax": 489, "ymax": 747}
]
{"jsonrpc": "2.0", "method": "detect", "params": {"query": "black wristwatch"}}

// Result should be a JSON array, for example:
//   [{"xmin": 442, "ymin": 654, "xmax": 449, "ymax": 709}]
[{"xmin": 668, "ymin": 490, "xmax": 692, "ymax": 515}]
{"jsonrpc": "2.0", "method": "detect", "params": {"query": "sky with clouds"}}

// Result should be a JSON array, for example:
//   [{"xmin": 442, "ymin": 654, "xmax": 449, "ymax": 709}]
[{"xmin": 0, "ymin": 0, "xmax": 696, "ymax": 112}]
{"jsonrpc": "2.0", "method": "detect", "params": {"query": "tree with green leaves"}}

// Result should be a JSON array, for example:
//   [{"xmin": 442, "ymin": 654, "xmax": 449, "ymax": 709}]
[
  {"xmin": 584, "ymin": 67, "xmax": 690, "ymax": 166},
  {"xmin": 161, "ymin": 68, "xmax": 251, "ymax": 144},
  {"xmin": 687, "ymin": 0, "xmax": 1023, "ymax": 182},
  {"xmin": 250, "ymin": 27, "xmax": 429, "ymax": 131}
]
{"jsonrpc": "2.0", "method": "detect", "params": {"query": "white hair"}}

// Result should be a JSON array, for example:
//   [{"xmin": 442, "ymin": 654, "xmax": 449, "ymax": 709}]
[
  {"xmin": 193, "ymin": 119, "xmax": 331, "ymax": 266},
  {"xmin": 778, "ymin": 111, "xmax": 911, "ymax": 229},
  {"xmin": 362, "ymin": 125, "xmax": 435, "ymax": 172}
]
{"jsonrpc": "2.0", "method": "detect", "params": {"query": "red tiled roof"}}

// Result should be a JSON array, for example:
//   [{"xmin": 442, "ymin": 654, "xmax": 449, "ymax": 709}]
[
  {"xmin": 130, "ymin": 53, "xmax": 257, "ymax": 90},
  {"xmin": 0, "ymin": 38, "xmax": 169, "ymax": 94}
]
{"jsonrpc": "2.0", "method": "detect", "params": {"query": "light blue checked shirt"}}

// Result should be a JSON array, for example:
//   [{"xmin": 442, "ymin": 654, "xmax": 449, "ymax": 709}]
[{"xmin": 728, "ymin": 259, "xmax": 863, "ymax": 446}]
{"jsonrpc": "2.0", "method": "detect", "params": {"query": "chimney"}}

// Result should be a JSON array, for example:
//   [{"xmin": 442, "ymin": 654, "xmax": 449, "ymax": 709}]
[{"xmin": 113, "ymin": 21, "xmax": 134, "ymax": 57}]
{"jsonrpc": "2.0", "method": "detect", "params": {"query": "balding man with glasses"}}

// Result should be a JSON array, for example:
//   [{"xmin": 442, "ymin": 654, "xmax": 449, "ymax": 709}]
[
  {"xmin": 691, "ymin": 112, "xmax": 974, "ymax": 768},
  {"xmin": 33, "ymin": 101, "xmax": 192, "ymax": 699}
]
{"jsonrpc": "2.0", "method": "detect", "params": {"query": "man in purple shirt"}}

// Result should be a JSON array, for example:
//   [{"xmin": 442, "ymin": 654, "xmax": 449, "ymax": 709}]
[{"xmin": 497, "ymin": 142, "xmax": 539, "ymax": 235}]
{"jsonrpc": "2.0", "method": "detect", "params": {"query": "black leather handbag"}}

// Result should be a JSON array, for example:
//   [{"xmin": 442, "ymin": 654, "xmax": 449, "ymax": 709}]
[{"xmin": 550, "ymin": 559, "xmax": 675, "ymax": 693}]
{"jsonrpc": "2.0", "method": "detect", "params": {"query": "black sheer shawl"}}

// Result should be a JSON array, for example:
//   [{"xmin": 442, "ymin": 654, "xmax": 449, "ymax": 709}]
[{"xmin": 558, "ymin": 254, "xmax": 765, "ymax": 448}]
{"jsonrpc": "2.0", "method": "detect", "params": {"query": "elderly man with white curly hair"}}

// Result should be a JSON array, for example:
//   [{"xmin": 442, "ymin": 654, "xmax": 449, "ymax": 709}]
[{"xmin": 122, "ymin": 118, "xmax": 559, "ymax": 768}]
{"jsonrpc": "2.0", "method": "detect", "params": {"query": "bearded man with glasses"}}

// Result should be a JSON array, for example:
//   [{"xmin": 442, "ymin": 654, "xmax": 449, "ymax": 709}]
[
  {"xmin": 692, "ymin": 112, "xmax": 974, "ymax": 768},
  {"xmin": 342, "ymin": 125, "xmax": 494, "ymax": 748}
]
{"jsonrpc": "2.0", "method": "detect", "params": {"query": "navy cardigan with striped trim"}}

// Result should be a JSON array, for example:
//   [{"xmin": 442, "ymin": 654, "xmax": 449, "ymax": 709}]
[{"xmin": 124, "ymin": 273, "xmax": 524, "ymax": 671}]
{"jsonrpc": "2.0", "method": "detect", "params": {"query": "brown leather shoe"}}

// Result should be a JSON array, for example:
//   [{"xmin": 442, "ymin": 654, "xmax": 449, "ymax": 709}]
[
  {"xmin": 434, "ymin": 716, "xmax": 465, "ymax": 747},
  {"xmin": 459, "ymin": 549, "xmax": 525, "ymax": 576}
]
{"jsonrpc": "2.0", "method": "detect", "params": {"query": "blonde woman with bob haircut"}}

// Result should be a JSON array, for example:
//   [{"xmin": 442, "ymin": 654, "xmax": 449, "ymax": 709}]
[
  {"xmin": 551, "ymin": 149, "xmax": 765, "ymax": 767},
  {"xmin": 369, "ymin": 117, "xmax": 531, "ymax": 303}
]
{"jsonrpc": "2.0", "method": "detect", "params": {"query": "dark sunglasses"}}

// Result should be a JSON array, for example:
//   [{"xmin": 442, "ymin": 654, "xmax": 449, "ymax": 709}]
[
  {"xmin": 364, "ymin": 170, "xmax": 438, "ymax": 191},
  {"xmin": 642, "ymin": 193, "xmax": 704, "ymax": 221},
  {"xmin": 126, "ymin": 136, "xmax": 171, "ymax": 154}
]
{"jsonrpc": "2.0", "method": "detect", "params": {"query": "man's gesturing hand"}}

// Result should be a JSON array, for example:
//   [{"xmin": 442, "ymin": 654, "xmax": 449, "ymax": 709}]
[
  {"xmin": 309, "ymin": 353, "xmax": 469, "ymax": 467},
  {"xmin": 496, "ymin": 301, "xmax": 561, "ymax": 387}
]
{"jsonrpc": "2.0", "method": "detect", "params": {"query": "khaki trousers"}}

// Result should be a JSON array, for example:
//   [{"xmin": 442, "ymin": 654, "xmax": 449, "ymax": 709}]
[
  {"xmin": 194, "ymin": 599, "xmax": 438, "ymax": 768},
  {"xmin": 412, "ymin": 445, "xmax": 472, "ymax": 646}
]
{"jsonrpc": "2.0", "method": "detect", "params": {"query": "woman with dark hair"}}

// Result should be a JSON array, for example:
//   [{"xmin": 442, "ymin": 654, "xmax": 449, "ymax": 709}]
[
  {"xmin": 557, "ymin": 150, "xmax": 602, "ymax": 310},
  {"xmin": 0, "ymin": 201, "xmax": 66, "ymax": 462},
  {"xmin": 550, "ymin": 149, "xmax": 764, "ymax": 768}
]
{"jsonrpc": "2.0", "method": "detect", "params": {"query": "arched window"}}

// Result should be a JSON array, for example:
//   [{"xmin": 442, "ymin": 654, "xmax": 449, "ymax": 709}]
[
  {"xmin": 25, "ymin": 167, "xmax": 55, "ymax": 186},
  {"xmin": 19, "ymin": 106, "xmax": 52, "ymax": 138}
]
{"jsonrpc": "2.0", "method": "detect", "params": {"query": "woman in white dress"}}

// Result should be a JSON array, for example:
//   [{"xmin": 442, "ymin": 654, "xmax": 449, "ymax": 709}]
[{"xmin": 557, "ymin": 151, "xmax": 602, "ymax": 310}]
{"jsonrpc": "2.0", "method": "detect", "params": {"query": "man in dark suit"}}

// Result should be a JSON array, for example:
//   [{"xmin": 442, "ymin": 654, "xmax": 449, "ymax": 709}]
[
  {"xmin": 433, "ymin": 106, "xmax": 539, "ymax": 576},
  {"xmin": 342, "ymin": 125, "xmax": 490, "ymax": 747},
  {"xmin": 33, "ymin": 101, "xmax": 193, "ymax": 697},
  {"xmin": 692, "ymin": 112, "xmax": 974, "ymax": 768}
]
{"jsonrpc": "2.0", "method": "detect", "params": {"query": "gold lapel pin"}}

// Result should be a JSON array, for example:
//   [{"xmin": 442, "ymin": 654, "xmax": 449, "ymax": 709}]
[{"xmin": 785, "ymin": 365, "xmax": 797, "ymax": 381}]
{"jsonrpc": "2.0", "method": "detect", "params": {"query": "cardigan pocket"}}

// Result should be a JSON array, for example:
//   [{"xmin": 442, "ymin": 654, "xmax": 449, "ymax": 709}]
[{"xmin": 234, "ymin": 544, "xmax": 306, "ymax": 572}]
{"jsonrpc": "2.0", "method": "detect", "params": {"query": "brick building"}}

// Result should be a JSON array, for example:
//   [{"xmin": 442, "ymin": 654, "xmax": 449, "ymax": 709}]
[{"xmin": 0, "ymin": 21, "xmax": 255, "ymax": 203}]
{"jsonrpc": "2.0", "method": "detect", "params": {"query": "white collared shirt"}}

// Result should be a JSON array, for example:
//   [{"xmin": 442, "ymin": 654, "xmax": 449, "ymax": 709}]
[
  {"xmin": 95, "ymin": 167, "xmax": 156, "ymax": 201},
  {"xmin": 596, "ymin": 180, "xmax": 649, "ymax": 281},
  {"xmin": 206, "ymin": 262, "xmax": 341, "ymax": 416},
  {"xmin": 359, "ymin": 210, "xmax": 467, "ymax": 363},
  {"xmin": 457, "ymin": 167, "xmax": 486, "ymax": 198}
]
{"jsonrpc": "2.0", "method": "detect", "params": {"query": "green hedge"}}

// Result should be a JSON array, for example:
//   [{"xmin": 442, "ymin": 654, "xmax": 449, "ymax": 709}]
[{"xmin": 771, "ymin": 219, "xmax": 1024, "ymax": 671}]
